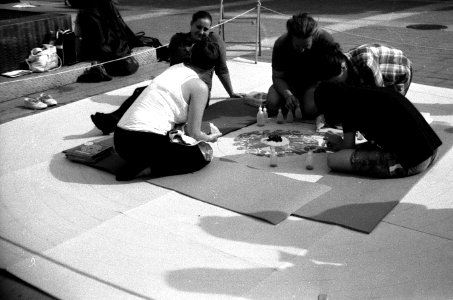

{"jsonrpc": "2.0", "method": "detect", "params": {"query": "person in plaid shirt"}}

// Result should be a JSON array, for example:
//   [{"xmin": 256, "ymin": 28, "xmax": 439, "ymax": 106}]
[{"xmin": 317, "ymin": 43, "xmax": 413, "ymax": 95}]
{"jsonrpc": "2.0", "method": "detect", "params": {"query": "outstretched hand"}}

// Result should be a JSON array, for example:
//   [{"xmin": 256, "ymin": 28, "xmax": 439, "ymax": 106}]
[
  {"xmin": 324, "ymin": 131, "xmax": 344, "ymax": 151},
  {"xmin": 209, "ymin": 132, "xmax": 222, "ymax": 142},
  {"xmin": 285, "ymin": 94, "xmax": 299, "ymax": 111},
  {"xmin": 229, "ymin": 93, "xmax": 245, "ymax": 98},
  {"xmin": 209, "ymin": 122, "xmax": 222, "ymax": 142}
]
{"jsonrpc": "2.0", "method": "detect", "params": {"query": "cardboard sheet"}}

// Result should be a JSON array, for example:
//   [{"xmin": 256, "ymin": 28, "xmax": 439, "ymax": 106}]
[
  {"xmin": 293, "ymin": 123, "xmax": 452, "ymax": 233},
  {"xmin": 201, "ymin": 99, "xmax": 258, "ymax": 135},
  {"xmin": 66, "ymin": 98, "xmax": 258, "ymax": 173},
  {"xmin": 216, "ymin": 121, "xmax": 451, "ymax": 233},
  {"xmin": 148, "ymin": 158, "xmax": 331, "ymax": 224},
  {"xmin": 293, "ymin": 176, "xmax": 405, "ymax": 233}
]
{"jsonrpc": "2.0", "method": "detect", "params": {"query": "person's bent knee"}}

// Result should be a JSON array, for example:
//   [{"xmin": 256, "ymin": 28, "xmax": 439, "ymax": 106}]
[
  {"xmin": 327, "ymin": 149, "xmax": 355, "ymax": 172},
  {"xmin": 266, "ymin": 85, "xmax": 283, "ymax": 113}
]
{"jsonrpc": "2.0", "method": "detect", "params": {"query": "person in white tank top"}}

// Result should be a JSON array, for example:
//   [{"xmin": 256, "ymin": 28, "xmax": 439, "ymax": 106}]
[{"xmin": 113, "ymin": 39, "xmax": 222, "ymax": 181}]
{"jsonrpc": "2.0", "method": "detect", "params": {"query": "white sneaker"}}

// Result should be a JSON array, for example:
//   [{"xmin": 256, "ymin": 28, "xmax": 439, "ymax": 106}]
[
  {"xmin": 24, "ymin": 97, "xmax": 47, "ymax": 110},
  {"xmin": 38, "ymin": 93, "xmax": 57, "ymax": 106}
]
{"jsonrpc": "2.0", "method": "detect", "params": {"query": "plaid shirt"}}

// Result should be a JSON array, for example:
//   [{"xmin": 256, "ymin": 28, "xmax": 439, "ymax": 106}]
[{"xmin": 345, "ymin": 44, "xmax": 412, "ymax": 95}]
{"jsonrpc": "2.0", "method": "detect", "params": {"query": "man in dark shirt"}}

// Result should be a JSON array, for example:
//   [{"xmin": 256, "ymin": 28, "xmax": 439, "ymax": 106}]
[
  {"xmin": 267, "ymin": 12, "xmax": 336, "ymax": 117},
  {"xmin": 315, "ymin": 82, "xmax": 441, "ymax": 178}
]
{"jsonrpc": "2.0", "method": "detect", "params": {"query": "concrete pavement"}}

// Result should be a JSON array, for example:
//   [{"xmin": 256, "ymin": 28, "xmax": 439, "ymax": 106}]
[{"xmin": 0, "ymin": 0, "xmax": 452, "ymax": 299}]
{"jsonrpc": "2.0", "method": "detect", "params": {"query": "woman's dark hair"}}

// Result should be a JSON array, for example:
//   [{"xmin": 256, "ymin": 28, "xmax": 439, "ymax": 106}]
[
  {"xmin": 315, "ymin": 43, "xmax": 348, "ymax": 81},
  {"xmin": 286, "ymin": 12, "xmax": 317, "ymax": 38},
  {"xmin": 191, "ymin": 10, "xmax": 212, "ymax": 24},
  {"xmin": 190, "ymin": 37, "xmax": 220, "ymax": 70},
  {"xmin": 314, "ymin": 82, "xmax": 348, "ymax": 122}
]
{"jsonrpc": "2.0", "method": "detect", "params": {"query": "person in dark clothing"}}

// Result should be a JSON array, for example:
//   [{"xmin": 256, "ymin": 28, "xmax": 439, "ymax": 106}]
[
  {"xmin": 169, "ymin": 10, "xmax": 241, "ymax": 98},
  {"xmin": 312, "ymin": 42, "xmax": 413, "ymax": 130},
  {"xmin": 266, "ymin": 12, "xmax": 336, "ymax": 117},
  {"xmin": 315, "ymin": 82, "xmax": 441, "ymax": 178}
]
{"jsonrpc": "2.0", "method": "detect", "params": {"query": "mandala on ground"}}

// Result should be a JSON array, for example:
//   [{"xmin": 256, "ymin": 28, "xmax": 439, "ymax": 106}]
[{"xmin": 234, "ymin": 130, "xmax": 326, "ymax": 157}]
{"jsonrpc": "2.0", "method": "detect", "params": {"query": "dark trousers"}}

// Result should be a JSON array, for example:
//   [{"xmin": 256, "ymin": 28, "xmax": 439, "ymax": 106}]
[{"xmin": 114, "ymin": 127, "xmax": 209, "ymax": 178}]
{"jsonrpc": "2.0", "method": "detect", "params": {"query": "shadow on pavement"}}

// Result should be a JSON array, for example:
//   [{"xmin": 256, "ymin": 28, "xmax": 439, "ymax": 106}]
[{"xmin": 166, "ymin": 201, "xmax": 453, "ymax": 298}]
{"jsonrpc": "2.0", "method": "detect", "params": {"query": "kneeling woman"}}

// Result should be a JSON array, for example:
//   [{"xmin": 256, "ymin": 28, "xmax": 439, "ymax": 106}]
[
  {"xmin": 315, "ymin": 82, "xmax": 442, "ymax": 178},
  {"xmin": 114, "ymin": 39, "xmax": 222, "ymax": 181}
]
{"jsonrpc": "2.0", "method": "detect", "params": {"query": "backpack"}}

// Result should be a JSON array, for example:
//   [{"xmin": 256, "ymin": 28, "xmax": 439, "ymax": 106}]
[
  {"xmin": 135, "ymin": 31, "xmax": 170, "ymax": 62},
  {"xmin": 56, "ymin": 29, "xmax": 78, "ymax": 65},
  {"xmin": 76, "ymin": 0, "xmax": 140, "ymax": 75}
]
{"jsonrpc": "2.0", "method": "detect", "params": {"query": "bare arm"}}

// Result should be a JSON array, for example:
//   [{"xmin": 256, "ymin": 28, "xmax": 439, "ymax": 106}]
[
  {"xmin": 217, "ymin": 72, "xmax": 239, "ymax": 97},
  {"xmin": 211, "ymin": 33, "xmax": 241, "ymax": 98},
  {"xmin": 184, "ymin": 78, "xmax": 222, "ymax": 142}
]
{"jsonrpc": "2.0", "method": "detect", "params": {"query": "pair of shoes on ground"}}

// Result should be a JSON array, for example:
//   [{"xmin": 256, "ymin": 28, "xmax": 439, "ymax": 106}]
[
  {"xmin": 90, "ymin": 112, "xmax": 118, "ymax": 135},
  {"xmin": 24, "ymin": 93, "xmax": 58, "ymax": 110}
]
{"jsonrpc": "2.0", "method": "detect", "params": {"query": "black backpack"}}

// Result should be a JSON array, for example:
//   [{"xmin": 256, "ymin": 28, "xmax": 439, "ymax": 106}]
[
  {"xmin": 76, "ymin": 0, "xmax": 140, "ymax": 75},
  {"xmin": 135, "ymin": 31, "xmax": 170, "ymax": 62}
]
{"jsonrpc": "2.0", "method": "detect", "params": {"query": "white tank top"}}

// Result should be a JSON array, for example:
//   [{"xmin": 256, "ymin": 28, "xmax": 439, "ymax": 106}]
[{"xmin": 117, "ymin": 63, "xmax": 199, "ymax": 135}]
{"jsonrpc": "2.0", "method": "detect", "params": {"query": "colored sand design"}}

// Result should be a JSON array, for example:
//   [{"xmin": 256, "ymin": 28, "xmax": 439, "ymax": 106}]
[{"xmin": 234, "ymin": 130, "xmax": 327, "ymax": 157}]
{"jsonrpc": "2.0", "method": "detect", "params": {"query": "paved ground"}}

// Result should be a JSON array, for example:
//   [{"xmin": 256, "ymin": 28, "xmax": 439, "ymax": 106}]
[
  {"xmin": 0, "ymin": 0, "xmax": 452, "ymax": 299},
  {"xmin": 1, "ymin": 0, "xmax": 452, "ymax": 124}
]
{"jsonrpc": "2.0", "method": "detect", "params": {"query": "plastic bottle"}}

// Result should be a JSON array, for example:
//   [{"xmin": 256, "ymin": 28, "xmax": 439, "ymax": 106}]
[
  {"xmin": 263, "ymin": 107, "xmax": 268, "ymax": 123},
  {"xmin": 305, "ymin": 150, "xmax": 314, "ymax": 170},
  {"xmin": 316, "ymin": 114, "xmax": 325, "ymax": 131},
  {"xmin": 277, "ymin": 108, "xmax": 284, "ymax": 124},
  {"xmin": 295, "ymin": 105, "xmax": 303, "ymax": 121},
  {"xmin": 257, "ymin": 106, "xmax": 265, "ymax": 126},
  {"xmin": 286, "ymin": 110, "xmax": 294, "ymax": 123},
  {"xmin": 270, "ymin": 147, "xmax": 278, "ymax": 167}
]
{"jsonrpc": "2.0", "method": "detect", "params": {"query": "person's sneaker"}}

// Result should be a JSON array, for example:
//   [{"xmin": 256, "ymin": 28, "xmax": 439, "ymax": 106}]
[
  {"xmin": 38, "ymin": 93, "xmax": 58, "ymax": 106},
  {"xmin": 24, "ymin": 97, "xmax": 47, "ymax": 110},
  {"xmin": 90, "ymin": 112, "xmax": 118, "ymax": 135}
]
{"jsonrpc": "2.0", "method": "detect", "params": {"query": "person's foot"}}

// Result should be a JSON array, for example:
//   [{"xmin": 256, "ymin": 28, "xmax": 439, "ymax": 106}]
[{"xmin": 90, "ymin": 113, "xmax": 118, "ymax": 135}]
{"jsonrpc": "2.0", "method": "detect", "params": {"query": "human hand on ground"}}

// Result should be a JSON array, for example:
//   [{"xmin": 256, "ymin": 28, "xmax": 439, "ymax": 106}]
[
  {"xmin": 209, "ymin": 122, "xmax": 221, "ymax": 134},
  {"xmin": 229, "ymin": 93, "xmax": 245, "ymax": 98},
  {"xmin": 208, "ymin": 132, "xmax": 222, "ymax": 142},
  {"xmin": 284, "ymin": 94, "xmax": 299, "ymax": 111},
  {"xmin": 324, "ymin": 131, "xmax": 344, "ymax": 151},
  {"xmin": 208, "ymin": 123, "xmax": 222, "ymax": 142}
]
